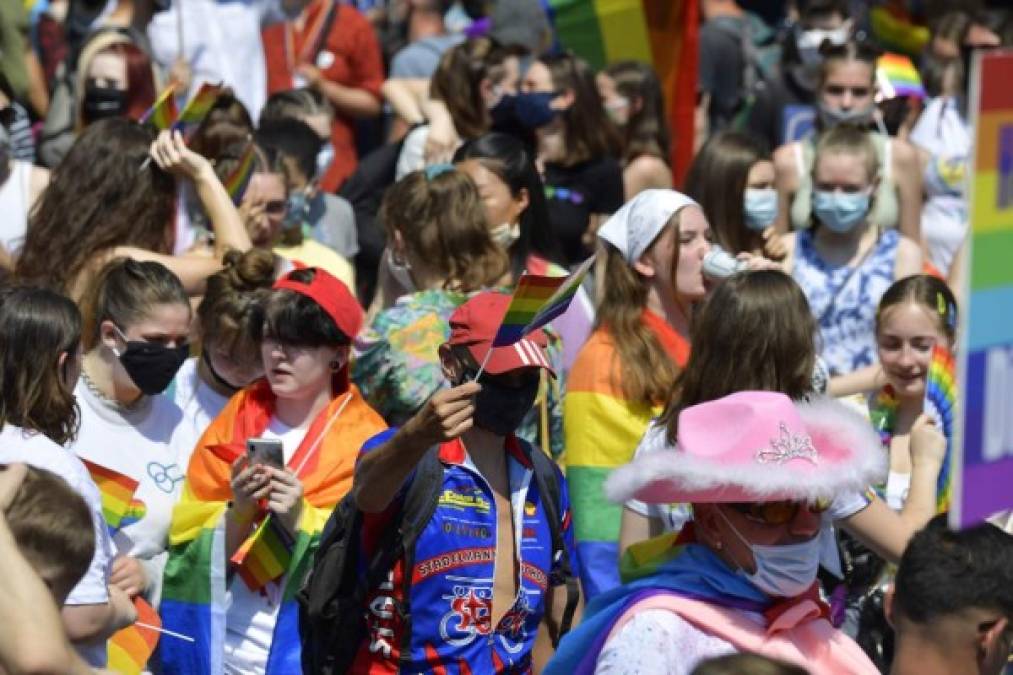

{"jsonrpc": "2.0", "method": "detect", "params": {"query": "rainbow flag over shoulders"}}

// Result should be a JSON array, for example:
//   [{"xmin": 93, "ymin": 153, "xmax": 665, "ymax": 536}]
[
  {"xmin": 492, "ymin": 255, "xmax": 595, "ymax": 347},
  {"xmin": 107, "ymin": 597, "xmax": 161, "ymax": 675},
  {"xmin": 925, "ymin": 344, "xmax": 957, "ymax": 512},
  {"xmin": 223, "ymin": 142, "xmax": 256, "ymax": 205},
  {"xmin": 81, "ymin": 458, "xmax": 141, "ymax": 534},
  {"xmin": 139, "ymin": 84, "xmax": 179, "ymax": 130}
]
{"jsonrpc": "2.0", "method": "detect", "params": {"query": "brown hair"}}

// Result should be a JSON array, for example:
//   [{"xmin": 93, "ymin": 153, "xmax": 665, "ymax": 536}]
[
  {"xmin": 540, "ymin": 53, "xmax": 622, "ymax": 166},
  {"xmin": 684, "ymin": 131, "xmax": 770, "ymax": 255},
  {"xmin": 813, "ymin": 123, "xmax": 879, "ymax": 184},
  {"xmin": 876, "ymin": 274, "xmax": 959, "ymax": 344},
  {"xmin": 596, "ymin": 238, "xmax": 680, "ymax": 406},
  {"xmin": 80, "ymin": 258, "xmax": 190, "ymax": 352},
  {"xmin": 2, "ymin": 464, "xmax": 95, "ymax": 602},
  {"xmin": 818, "ymin": 40, "xmax": 880, "ymax": 91},
  {"xmin": 379, "ymin": 170, "xmax": 508, "ymax": 292},
  {"xmin": 15, "ymin": 119, "xmax": 175, "ymax": 295},
  {"xmin": 197, "ymin": 249, "xmax": 275, "ymax": 359},
  {"xmin": 659, "ymin": 271, "xmax": 817, "ymax": 444},
  {"xmin": 604, "ymin": 60, "xmax": 670, "ymax": 164},
  {"xmin": 0, "ymin": 287, "xmax": 82, "ymax": 445},
  {"xmin": 430, "ymin": 37, "xmax": 511, "ymax": 140}
]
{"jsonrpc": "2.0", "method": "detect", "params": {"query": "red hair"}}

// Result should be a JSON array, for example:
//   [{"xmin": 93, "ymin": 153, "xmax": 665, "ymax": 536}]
[{"xmin": 100, "ymin": 43, "xmax": 156, "ymax": 121}]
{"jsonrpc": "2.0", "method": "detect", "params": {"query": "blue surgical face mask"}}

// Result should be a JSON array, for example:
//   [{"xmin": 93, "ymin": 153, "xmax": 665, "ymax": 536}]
[
  {"xmin": 718, "ymin": 507, "xmax": 822, "ymax": 598},
  {"xmin": 743, "ymin": 188, "xmax": 778, "ymax": 232},
  {"xmin": 813, "ymin": 189, "xmax": 871, "ymax": 233},
  {"xmin": 316, "ymin": 142, "xmax": 334, "ymax": 178},
  {"xmin": 284, "ymin": 189, "xmax": 311, "ymax": 231}
]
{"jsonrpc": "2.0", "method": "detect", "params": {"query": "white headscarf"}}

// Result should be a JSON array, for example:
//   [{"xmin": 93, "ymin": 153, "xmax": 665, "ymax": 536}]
[{"xmin": 597, "ymin": 189, "xmax": 699, "ymax": 264}]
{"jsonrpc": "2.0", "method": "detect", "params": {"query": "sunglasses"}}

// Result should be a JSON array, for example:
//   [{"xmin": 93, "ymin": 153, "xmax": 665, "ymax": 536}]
[{"xmin": 727, "ymin": 499, "xmax": 831, "ymax": 526}]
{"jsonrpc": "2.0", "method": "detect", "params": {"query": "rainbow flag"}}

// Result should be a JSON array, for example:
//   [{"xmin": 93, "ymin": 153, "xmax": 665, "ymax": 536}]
[
  {"xmin": 224, "ymin": 142, "xmax": 256, "ymax": 205},
  {"xmin": 492, "ymin": 254, "xmax": 595, "ymax": 347},
  {"xmin": 173, "ymin": 83, "xmax": 222, "ymax": 132},
  {"xmin": 869, "ymin": 3, "xmax": 930, "ymax": 58},
  {"xmin": 546, "ymin": 0, "xmax": 698, "ymax": 183},
  {"xmin": 230, "ymin": 514, "xmax": 294, "ymax": 591},
  {"xmin": 925, "ymin": 344, "xmax": 957, "ymax": 512},
  {"xmin": 878, "ymin": 52, "xmax": 925, "ymax": 100},
  {"xmin": 139, "ymin": 84, "xmax": 178, "ymax": 130},
  {"xmin": 107, "ymin": 597, "xmax": 161, "ymax": 675},
  {"xmin": 81, "ymin": 458, "xmax": 141, "ymax": 534}
]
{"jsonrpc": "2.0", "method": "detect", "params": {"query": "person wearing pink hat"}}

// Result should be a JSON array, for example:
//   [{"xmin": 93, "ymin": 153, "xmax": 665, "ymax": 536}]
[
  {"xmin": 348, "ymin": 291, "xmax": 580, "ymax": 674},
  {"xmin": 548, "ymin": 389, "xmax": 887, "ymax": 675}
]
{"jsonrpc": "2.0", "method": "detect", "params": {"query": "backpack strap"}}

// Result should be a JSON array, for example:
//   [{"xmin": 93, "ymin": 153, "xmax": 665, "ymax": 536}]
[{"xmin": 528, "ymin": 446, "xmax": 579, "ymax": 645}]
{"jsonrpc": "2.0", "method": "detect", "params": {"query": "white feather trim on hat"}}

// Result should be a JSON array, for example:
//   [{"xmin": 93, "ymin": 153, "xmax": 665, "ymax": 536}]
[{"xmin": 604, "ymin": 396, "xmax": 888, "ymax": 505}]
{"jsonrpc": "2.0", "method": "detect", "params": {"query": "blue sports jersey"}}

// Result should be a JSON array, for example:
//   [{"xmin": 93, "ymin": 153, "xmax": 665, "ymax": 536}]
[{"xmin": 350, "ymin": 429, "xmax": 577, "ymax": 674}]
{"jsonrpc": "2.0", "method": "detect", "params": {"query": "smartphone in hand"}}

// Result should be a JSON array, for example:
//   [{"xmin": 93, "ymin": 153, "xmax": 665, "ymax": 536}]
[{"xmin": 246, "ymin": 438, "xmax": 284, "ymax": 470}]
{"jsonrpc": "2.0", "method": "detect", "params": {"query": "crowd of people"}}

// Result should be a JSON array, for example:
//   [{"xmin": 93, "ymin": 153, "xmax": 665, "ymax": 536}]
[{"xmin": 1, "ymin": 0, "xmax": 1012, "ymax": 673}]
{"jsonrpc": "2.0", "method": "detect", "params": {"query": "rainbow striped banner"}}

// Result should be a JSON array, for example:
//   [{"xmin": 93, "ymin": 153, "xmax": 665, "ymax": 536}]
[
  {"xmin": 951, "ymin": 50, "xmax": 1013, "ymax": 528},
  {"xmin": 107, "ymin": 597, "xmax": 160, "ymax": 675},
  {"xmin": 139, "ymin": 84, "xmax": 178, "ymax": 130},
  {"xmin": 925, "ymin": 345, "xmax": 956, "ymax": 512},
  {"xmin": 492, "ymin": 254, "xmax": 595, "ymax": 347},
  {"xmin": 230, "ymin": 514, "xmax": 294, "ymax": 591},
  {"xmin": 869, "ymin": 4, "xmax": 930, "ymax": 57},
  {"xmin": 546, "ymin": 0, "xmax": 698, "ymax": 183},
  {"xmin": 173, "ymin": 82, "xmax": 222, "ymax": 132},
  {"xmin": 224, "ymin": 142, "xmax": 256, "ymax": 205},
  {"xmin": 877, "ymin": 52, "xmax": 925, "ymax": 100},
  {"xmin": 80, "ymin": 458, "xmax": 141, "ymax": 534}
]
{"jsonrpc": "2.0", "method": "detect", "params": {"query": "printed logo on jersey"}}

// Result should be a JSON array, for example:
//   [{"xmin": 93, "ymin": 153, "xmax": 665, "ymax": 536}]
[
  {"xmin": 148, "ymin": 461, "xmax": 184, "ymax": 494},
  {"xmin": 413, "ymin": 547, "xmax": 496, "ymax": 583},
  {"xmin": 438, "ymin": 488, "xmax": 491, "ymax": 514},
  {"xmin": 439, "ymin": 584, "xmax": 493, "ymax": 646}
]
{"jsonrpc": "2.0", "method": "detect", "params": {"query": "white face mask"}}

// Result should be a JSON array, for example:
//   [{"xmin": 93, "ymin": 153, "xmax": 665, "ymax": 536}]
[
  {"xmin": 490, "ymin": 222, "xmax": 521, "ymax": 249},
  {"xmin": 385, "ymin": 248, "xmax": 416, "ymax": 293},
  {"xmin": 717, "ymin": 507, "xmax": 822, "ymax": 598}
]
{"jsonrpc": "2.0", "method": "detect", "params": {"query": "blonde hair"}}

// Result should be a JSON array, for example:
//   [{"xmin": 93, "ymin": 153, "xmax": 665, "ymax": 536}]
[{"xmin": 812, "ymin": 123, "xmax": 879, "ymax": 184}]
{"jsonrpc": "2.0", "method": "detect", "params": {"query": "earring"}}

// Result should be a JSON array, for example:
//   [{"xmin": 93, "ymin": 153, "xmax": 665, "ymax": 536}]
[
  {"xmin": 329, "ymin": 360, "xmax": 341, "ymax": 371},
  {"xmin": 714, "ymin": 541, "xmax": 723, "ymax": 550}
]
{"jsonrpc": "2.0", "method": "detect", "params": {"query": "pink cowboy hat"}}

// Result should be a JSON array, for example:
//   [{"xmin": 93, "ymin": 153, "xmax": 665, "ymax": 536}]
[{"xmin": 605, "ymin": 391, "xmax": 887, "ymax": 505}]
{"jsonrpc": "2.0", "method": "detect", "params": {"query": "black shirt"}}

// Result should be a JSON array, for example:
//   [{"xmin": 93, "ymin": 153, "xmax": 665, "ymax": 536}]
[{"xmin": 543, "ymin": 156, "xmax": 624, "ymax": 266}]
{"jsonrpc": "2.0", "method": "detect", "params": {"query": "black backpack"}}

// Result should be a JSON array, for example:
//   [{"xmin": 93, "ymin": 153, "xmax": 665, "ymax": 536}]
[{"xmin": 297, "ymin": 443, "xmax": 579, "ymax": 674}]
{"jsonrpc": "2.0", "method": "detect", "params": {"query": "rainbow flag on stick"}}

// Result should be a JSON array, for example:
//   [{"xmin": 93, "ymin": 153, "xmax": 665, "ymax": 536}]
[
  {"xmin": 107, "ymin": 597, "xmax": 161, "ymax": 675},
  {"xmin": 81, "ymin": 459, "xmax": 141, "ymax": 534},
  {"xmin": 230, "ymin": 514, "xmax": 294, "ymax": 591},
  {"xmin": 925, "ymin": 344, "xmax": 957, "ymax": 512},
  {"xmin": 491, "ymin": 254, "xmax": 596, "ymax": 349},
  {"xmin": 877, "ymin": 52, "xmax": 926, "ymax": 100},
  {"xmin": 173, "ymin": 82, "xmax": 222, "ymax": 132},
  {"xmin": 139, "ymin": 84, "xmax": 179, "ymax": 130},
  {"xmin": 224, "ymin": 142, "xmax": 256, "ymax": 204}
]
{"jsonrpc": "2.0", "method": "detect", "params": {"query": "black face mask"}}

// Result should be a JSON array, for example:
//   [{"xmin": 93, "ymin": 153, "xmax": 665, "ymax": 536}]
[
  {"xmin": 114, "ymin": 330, "xmax": 189, "ymax": 396},
  {"xmin": 82, "ymin": 82, "xmax": 128, "ymax": 124},
  {"xmin": 468, "ymin": 376, "xmax": 540, "ymax": 436},
  {"xmin": 490, "ymin": 92, "xmax": 559, "ymax": 133}
]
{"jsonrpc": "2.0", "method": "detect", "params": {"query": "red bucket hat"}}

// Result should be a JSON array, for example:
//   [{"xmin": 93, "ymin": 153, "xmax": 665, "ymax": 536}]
[{"xmin": 446, "ymin": 292, "xmax": 555, "ymax": 377}]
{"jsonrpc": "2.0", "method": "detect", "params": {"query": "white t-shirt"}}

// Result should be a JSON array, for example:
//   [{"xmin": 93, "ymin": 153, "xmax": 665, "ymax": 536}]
[
  {"xmin": 223, "ymin": 416, "xmax": 305, "ymax": 674},
  {"xmin": 169, "ymin": 357, "xmax": 230, "ymax": 473},
  {"xmin": 69, "ymin": 379, "xmax": 187, "ymax": 606},
  {"xmin": 595, "ymin": 608, "xmax": 748, "ymax": 674},
  {"xmin": 0, "ymin": 424, "xmax": 116, "ymax": 667}
]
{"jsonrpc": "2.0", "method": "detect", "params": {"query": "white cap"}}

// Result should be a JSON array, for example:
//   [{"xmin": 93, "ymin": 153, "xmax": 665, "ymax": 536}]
[{"xmin": 597, "ymin": 189, "xmax": 699, "ymax": 264}]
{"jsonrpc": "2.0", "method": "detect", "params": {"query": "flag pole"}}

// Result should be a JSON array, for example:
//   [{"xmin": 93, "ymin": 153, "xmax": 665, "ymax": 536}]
[
  {"xmin": 473, "ymin": 347, "xmax": 495, "ymax": 382},
  {"xmin": 136, "ymin": 621, "xmax": 195, "ymax": 642}
]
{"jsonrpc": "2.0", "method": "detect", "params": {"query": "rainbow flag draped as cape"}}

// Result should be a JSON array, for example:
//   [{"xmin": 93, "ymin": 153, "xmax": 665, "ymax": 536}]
[
  {"xmin": 139, "ymin": 84, "xmax": 179, "ymax": 130},
  {"xmin": 925, "ymin": 345, "xmax": 957, "ymax": 512},
  {"xmin": 492, "ymin": 255, "xmax": 595, "ymax": 347},
  {"xmin": 223, "ymin": 142, "xmax": 256, "ymax": 205},
  {"xmin": 563, "ymin": 311, "xmax": 690, "ymax": 598},
  {"xmin": 159, "ymin": 381, "xmax": 386, "ymax": 674},
  {"xmin": 80, "ymin": 458, "xmax": 143, "ymax": 534},
  {"xmin": 545, "ymin": 0, "xmax": 698, "ymax": 182},
  {"xmin": 107, "ymin": 597, "xmax": 161, "ymax": 674}
]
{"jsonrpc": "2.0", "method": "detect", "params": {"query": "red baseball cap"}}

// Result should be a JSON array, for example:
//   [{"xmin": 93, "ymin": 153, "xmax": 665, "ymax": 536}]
[
  {"xmin": 447, "ymin": 292, "xmax": 556, "ymax": 377},
  {"xmin": 273, "ymin": 267, "xmax": 363, "ymax": 339}
]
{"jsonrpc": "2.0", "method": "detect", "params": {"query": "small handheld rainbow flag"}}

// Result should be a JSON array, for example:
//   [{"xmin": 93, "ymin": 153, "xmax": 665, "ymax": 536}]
[
  {"xmin": 107, "ymin": 597, "xmax": 161, "ymax": 675},
  {"xmin": 877, "ymin": 52, "xmax": 926, "ymax": 100},
  {"xmin": 491, "ymin": 254, "xmax": 596, "ymax": 349},
  {"xmin": 924, "ymin": 344, "xmax": 957, "ymax": 512},
  {"xmin": 224, "ymin": 142, "xmax": 256, "ymax": 204},
  {"xmin": 230, "ymin": 514, "xmax": 294, "ymax": 591},
  {"xmin": 81, "ymin": 458, "xmax": 141, "ymax": 534},
  {"xmin": 173, "ymin": 82, "xmax": 223, "ymax": 132},
  {"xmin": 139, "ymin": 84, "xmax": 178, "ymax": 130}
]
